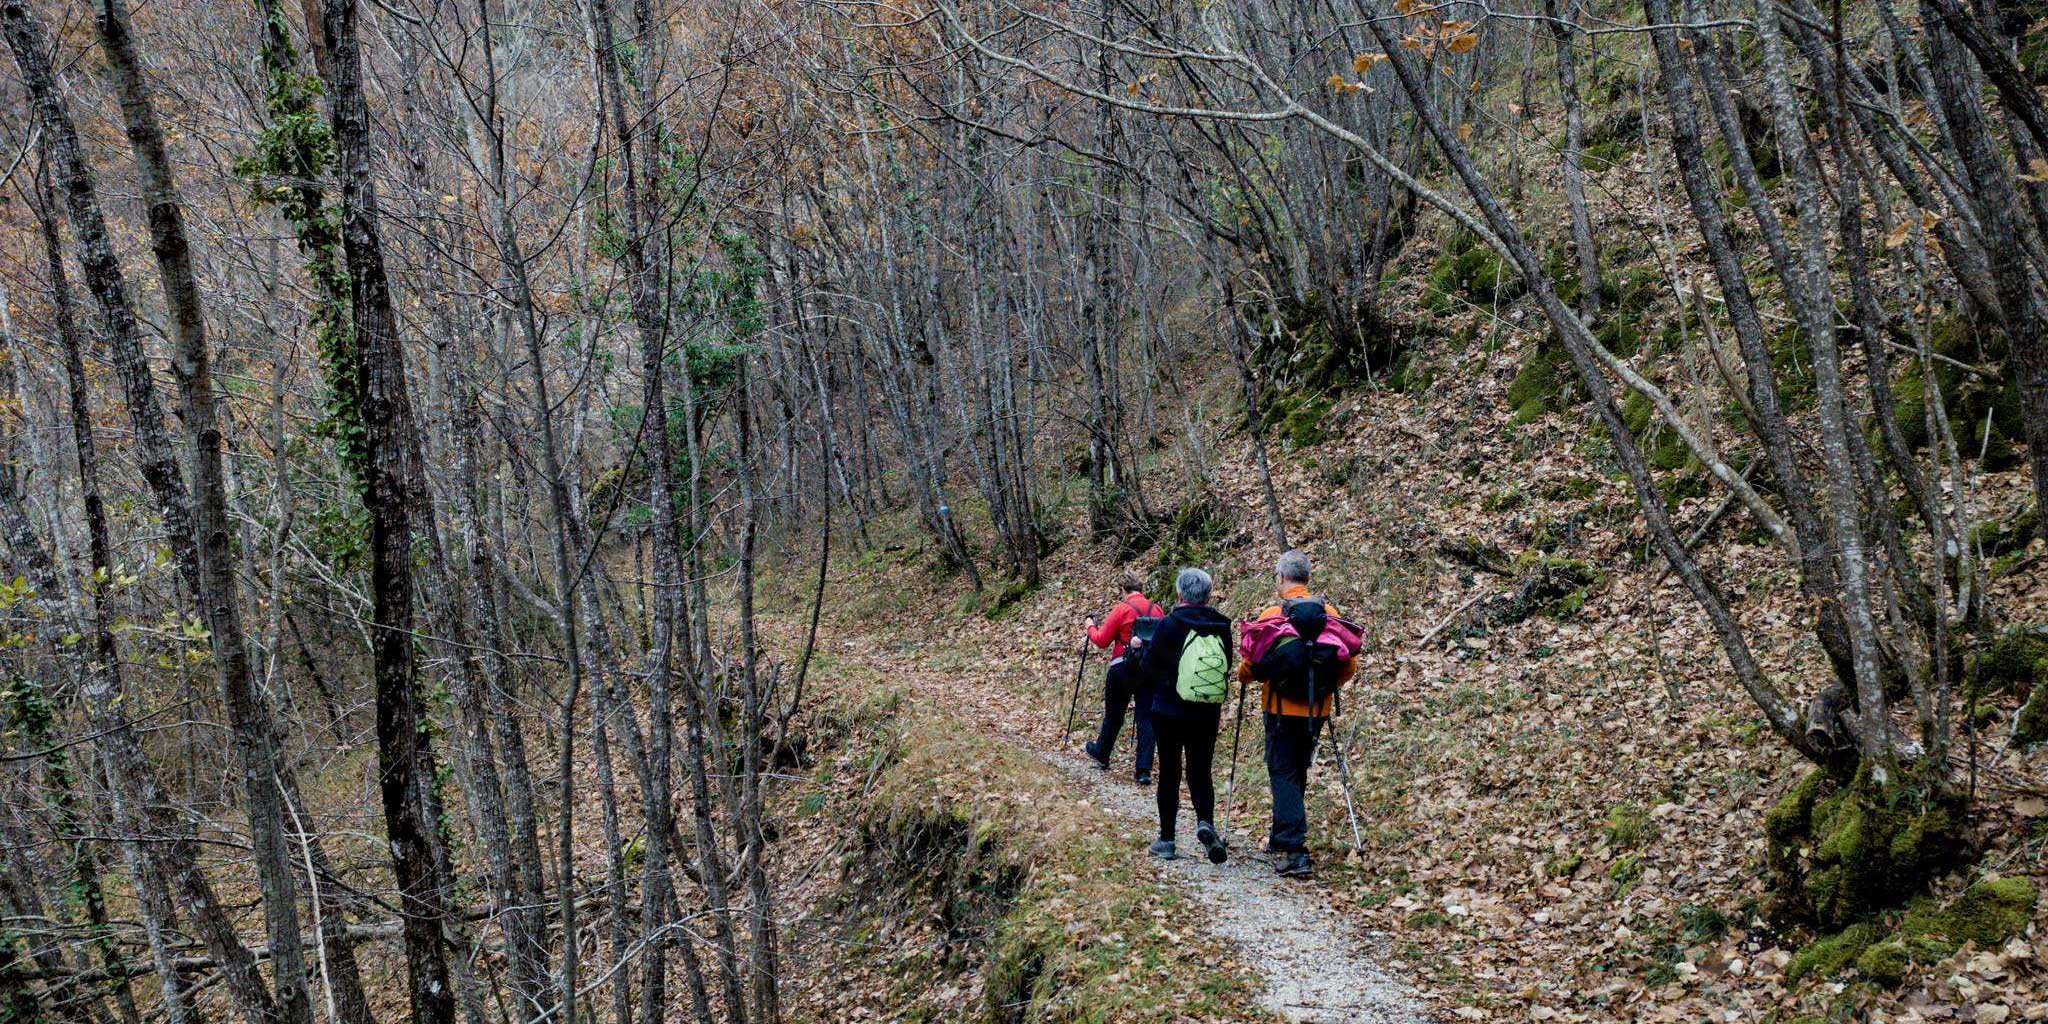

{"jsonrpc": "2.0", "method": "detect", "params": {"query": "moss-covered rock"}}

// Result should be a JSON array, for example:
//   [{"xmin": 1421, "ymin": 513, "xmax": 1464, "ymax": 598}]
[
  {"xmin": 1506, "ymin": 352, "xmax": 1564, "ymax": 425},
  {"xmin": 1475, "ymin": 555, "xmax": 1605, "ymax": 627},
  {"xmin": 1974, "ymin": 627, "xmax": 2048, "ymax": 698},
  {"xmin": 1257, "ymin": 291, "xmax": 1405, "ymax": 396},
  {"xmin": 1787, "ymin": 922, "xmax": 1876, "ymax": 985},
  {"xmin": 1506, "ymin": 328, "xmax": 1588, "ymax": 428},
  {"xmin": 1766, "ymin": 768, "xmax": 1829, "ymax": 847},
  {"xmin": 1888, "ymin": 316, "xmax": 2026, "ymax": 469},
  {"xmin": 1144, "ymin": 500, "xmax": 1237, "ymax": 595},
  {"xmin": 2015, "ymin": 677, "xmax": 2048, "ymax": 748},
  {"xmin": 1969, "ymin": 505, "xmax": 2040, "ymax": 559},
  {"xmin": 1276, "ymin": 395, "xmax": 1336, "ymax": 450},
  {"xmin": 1617, "ymin": 389, "xmax": 1692, "ymax": 472},
  {"xmin": 1853, "ymin": 937, "xmax": 1912, "ymax": 986},
  {"xmin": 1766, "ymin": 768, "xmax": 1966, "ymax": 930},
  {"xmin": 1857, "ymin": 932, "xmax": 1959, "ymax": 988},
  {"xmin": 1426, "ymin": 233, "xmax": 1523, "ymax": 312}
]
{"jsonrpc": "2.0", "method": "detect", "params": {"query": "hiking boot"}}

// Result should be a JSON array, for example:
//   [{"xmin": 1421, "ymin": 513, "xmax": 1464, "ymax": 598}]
[
  {"xmin": 1134, "ymin": 771, "xmax": 1152, "ymax": 786},
  {"xmin": 1148, "ymin": 839, "xmax": 1177, "ymax": 861},
  {"xmin": 1275, "ymin": 852, "xmax": 1312, "ymax": 878},
  {"xmin": 1196, "ymin": 822, "xmax": 1228, "ymax": 865},
  {"xmin": 1083, "ymin": 741, "xmax": 1110, "ymax": 770}
]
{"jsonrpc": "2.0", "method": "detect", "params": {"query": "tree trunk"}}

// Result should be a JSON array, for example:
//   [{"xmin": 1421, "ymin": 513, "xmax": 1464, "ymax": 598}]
[{"xmin": 316, "ymin": 2, "xmax": 456, "ymax": 1021}]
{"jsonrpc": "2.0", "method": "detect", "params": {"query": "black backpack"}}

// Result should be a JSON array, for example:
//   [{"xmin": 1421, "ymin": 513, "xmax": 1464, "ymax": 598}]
[{"xmin": 1255, "ymin": 598, "xmax": 1345, "ymax": 706}]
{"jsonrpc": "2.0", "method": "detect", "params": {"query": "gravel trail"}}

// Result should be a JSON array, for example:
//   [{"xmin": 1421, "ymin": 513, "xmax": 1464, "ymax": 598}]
[{"xmin": 1046, "ymin": 751, "xmax": 1433, "ymax": 1024}]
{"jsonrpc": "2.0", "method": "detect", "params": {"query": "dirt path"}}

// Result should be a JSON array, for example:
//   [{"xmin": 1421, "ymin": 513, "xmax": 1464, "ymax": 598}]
[{"xmin": 1045, "ymin": 750, "xmax": 1431, "ymax": 1024}]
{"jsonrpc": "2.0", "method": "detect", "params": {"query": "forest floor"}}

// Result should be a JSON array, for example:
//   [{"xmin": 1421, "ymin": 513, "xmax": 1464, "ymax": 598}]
[{"xmin": 759, "ymin": 309, "xmax": 2048, "ymax": 1021}]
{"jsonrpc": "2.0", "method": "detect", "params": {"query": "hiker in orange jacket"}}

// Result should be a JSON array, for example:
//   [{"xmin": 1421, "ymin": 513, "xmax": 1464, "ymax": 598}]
[
  {"xmin": 1239, "ymin": 549, "xmax": 1354, "ymax": 878},
  {"xmin": 1083, "ymin": 571, "xmax": 1164, "ymax": 783}
]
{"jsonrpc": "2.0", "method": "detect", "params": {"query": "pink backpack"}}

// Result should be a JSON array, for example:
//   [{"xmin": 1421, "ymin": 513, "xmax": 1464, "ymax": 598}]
[{"xmin": 1240, "ymin": 605, "xmax": 1364, "ymax": 665}]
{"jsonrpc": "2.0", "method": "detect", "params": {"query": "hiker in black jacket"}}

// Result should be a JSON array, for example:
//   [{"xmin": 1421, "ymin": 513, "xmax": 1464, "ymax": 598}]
[{"xmin": 1138, "ymin": 568, "xmax": 1233, "ymax": 864}]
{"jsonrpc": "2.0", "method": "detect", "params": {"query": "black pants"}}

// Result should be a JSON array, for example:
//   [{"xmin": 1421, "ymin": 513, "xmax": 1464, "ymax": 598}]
[
  {"xmin": 1264, "ymin": 713, "xmax": 1326, "ymax": 853},
  {"xmin": 1153, "ymin": 712, "xmax": 1219, "ymax": 842},
  {"xmin": 1094, "ymin": 659, "xmax": 1154, "ymax": 776}
]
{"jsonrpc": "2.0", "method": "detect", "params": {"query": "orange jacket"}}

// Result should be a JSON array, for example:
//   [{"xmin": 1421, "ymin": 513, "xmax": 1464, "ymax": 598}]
[{"xmin": 1239, "ymin": 584, "xmax": 1354, "ymax": 716}]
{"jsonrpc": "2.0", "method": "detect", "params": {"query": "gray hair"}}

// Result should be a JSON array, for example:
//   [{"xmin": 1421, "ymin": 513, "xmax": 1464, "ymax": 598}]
[
  {"xmin": 1175, "ymin": 567, "xmax": 1213, "ymax": 605},
  {"xmin": 1276, "ymin": 549, "xmax": 1312, "ymax": 584}
]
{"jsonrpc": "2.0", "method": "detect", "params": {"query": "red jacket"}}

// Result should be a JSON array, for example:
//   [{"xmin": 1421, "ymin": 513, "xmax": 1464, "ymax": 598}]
[{"xmin": 1087, "ymin": 592, "xmax": 1164, "ymax": 661}]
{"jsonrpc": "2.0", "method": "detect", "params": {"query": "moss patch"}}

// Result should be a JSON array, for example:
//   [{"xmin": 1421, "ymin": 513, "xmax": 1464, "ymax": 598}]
[
  {"xmin": 2016, "ymin": 677, "xmax": 2048, "ymax": 747},
  {"xmin": 1889, "ymin": 316, "xmax": 2026, "ymax": 469},
  {"xmin": 1604, "ymin": 803, "xmax": 1657, "ymax": 849},
  {"xmin": 1506, "ymin": 346, "xmax": 1570, "ymax": 425},
  {"xmin": 1274, "ymin": 395, "xmax": 1336, "ymax": 450},
  {"xmin": 1426, "ymin": 233, "xmax": 1523, "ymax": 312},
  {"xmin": 1143, "ymin": 499, "xmax": 1237, "ymax": 596},
  {"xmin": 1260, "ymin": 291, "xmax": 1406, "ymax": 394},
  {"xmin": 1618, "ymin": 389, "xmax": 1693, "ymax": 473},
  {"xmin": 1787, "ymin": 922, "xmax": 1875, "ymax": 985},
  {"xmin": 1900, "ymin": 876, "xmax": 2038, "ymax": 948},
  {"xmin": 1974, "ymin": 627, "xmax": 2048, "ymax": 698},
  {"xmin": 1969, "ymin": 505, "xmax": 2039, "ymax": 559}
]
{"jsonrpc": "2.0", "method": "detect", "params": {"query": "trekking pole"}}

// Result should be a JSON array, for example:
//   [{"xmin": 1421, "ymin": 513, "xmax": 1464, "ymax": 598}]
[
  {"xmin": 1062, "ymin": 641, "xmax": 1091, "ymax": 735},
  {"xmin": 1222, "ymin": 673, "xmax": 1249, "ymax": 842},
  {"xmin": 1329, "ymin": 721, "xmax": 1366, "ymax": 853}
]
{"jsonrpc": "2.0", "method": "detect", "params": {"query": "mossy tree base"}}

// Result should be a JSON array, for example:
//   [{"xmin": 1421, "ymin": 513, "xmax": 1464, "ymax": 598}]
[{"xmin": 1764, "ymin": 766, "xmax": 1967, "ymax": 931}]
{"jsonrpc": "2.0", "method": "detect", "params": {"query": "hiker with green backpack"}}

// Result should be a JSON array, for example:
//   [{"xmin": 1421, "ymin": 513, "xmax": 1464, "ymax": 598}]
[{"xmin": 1137, "ymin": 567, "xmax": 1234, "ymax": 865}]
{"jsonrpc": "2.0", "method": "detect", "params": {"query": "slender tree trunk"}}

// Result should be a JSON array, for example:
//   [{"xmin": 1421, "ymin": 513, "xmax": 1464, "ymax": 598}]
[
  {"xmin": 92, "ymin": 3, "xmax": 318, "ymax": 1011},
  {"xmin": 1546, "ymin": 0, "xmax": 1600, "ymax": 318},
  {"xmin": 317, "ymin": 2, "xmax": 456, "ymax": 1020}
]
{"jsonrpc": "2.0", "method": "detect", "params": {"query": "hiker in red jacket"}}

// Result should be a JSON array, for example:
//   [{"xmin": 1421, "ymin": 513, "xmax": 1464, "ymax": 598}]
[{"xmin": 1083, "ymin": 571, "xmax": 1164, "ymax": 784}]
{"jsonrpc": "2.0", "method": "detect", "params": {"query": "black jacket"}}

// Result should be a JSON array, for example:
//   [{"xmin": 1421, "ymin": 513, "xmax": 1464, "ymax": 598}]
[{"xmin": 1140, "ymin": 603, "xmax": 1234, "ymax": 722}]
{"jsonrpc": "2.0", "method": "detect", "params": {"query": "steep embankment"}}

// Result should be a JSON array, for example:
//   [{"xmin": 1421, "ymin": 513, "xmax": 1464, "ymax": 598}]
[{"xmin": 762, "ymin": 284, "xmax": 2048, "ymax": 1020}]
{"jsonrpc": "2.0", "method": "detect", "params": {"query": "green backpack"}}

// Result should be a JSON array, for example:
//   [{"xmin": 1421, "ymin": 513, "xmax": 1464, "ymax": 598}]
[{"xmin": 1176, "ymin": 631, "xmax": 1230, "ymax": 704}]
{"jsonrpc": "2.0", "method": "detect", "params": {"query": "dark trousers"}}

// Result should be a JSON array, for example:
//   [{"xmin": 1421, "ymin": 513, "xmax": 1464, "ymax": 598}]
[
  {"xmin": 1264, "ymin": 712, "xmax": 1326, "ymax": 853},
  {"xmin": 1094, "ymin": 659, "xmax": 1154, "ymax": 776},
  {"xmin": 1153, "ymin": 712, "xmax": 1219, "ymax": 842}
]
